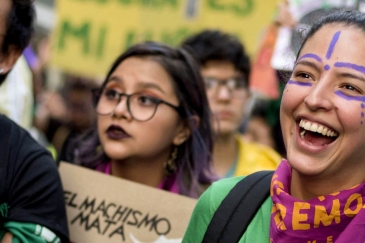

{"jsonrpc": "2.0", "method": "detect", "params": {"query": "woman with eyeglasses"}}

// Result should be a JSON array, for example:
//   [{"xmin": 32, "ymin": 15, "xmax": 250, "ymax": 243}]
[{"xmin": 68, "ymin": 41, "xmax": 215, "ymax": 197}]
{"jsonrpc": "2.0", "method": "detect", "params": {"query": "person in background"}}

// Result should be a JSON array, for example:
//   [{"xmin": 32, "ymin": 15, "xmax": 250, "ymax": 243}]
[
  {"xmin": 183, "ymin": 10, "xmax": 365, "ymax": 242},
  {"xmin": 0, "ymin": 54, "xmax": 33, "ymax": 130},
  {"xmin": 68, "ymin": 41, "xmax": 215, "ymax": 198},
  {"xmin": 0, "ymin": 0, "xmax": 69, "ymax": 242},
  {"xmin": 56, "ymin": 76, "xmax": 98, "ymax": 162},
  {"xmin": 182, "ymin": 30, "xmax": 281, "ymax": 178}
]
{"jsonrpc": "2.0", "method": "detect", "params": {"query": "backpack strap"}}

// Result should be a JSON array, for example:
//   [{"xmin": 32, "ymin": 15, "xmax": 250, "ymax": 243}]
[{"xmin": 202, "ymin": 170, "xmax": 274, "ymax": 243}]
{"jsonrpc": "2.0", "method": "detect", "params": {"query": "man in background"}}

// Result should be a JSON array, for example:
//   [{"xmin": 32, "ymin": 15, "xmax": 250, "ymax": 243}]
[{"xmin": 182, "ymin": 30, "xmax": 281, "ymax": 178}]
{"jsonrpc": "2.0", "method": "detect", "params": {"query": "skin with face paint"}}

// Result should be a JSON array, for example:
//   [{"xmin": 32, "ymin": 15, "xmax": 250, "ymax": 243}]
[
  {"xmin": 97, "ymin": 56, "xmax": 190, "ymax": 187},
  {"xmin": 280, "ymin": 24, "xmax": 365, "ymax": 200}
]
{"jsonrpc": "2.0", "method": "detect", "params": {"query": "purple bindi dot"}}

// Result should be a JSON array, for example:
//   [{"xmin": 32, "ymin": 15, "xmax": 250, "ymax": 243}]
[
  {"xmin": 362, "ymin": 103, "xmax": 365, "ymax": 109},
  {"xmin": 324, "ymin": 65, "xmax": 330, "ymax": 70}
]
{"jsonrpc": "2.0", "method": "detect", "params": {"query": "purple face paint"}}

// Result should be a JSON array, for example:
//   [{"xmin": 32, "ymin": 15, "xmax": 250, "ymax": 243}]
[
  {"xmin": 326, "ymin": 31, "xmax": 341, "ymax": 60},
  {"xmin": 362, "ymin": 103, "xmax": 365, "ymax": 109},
  {"xmin": 362, "ymin": 112, "xmax": 364, "ymax": 117},
  {"xmin": 334, "ymin": 62, "xmax": 365, "ymax": 75},
  {"xmin": 288, "ymin": 80, "xmax": 312, "ymax": 86},
  {"xmin": 297, "ymin": 53, "xmax": 322, "ymax": 62},
  {"xmin": 334, "ymin": 90, "xmax": 365, "ymax": 102},
  {"xmin": 324, "ymin": 65, "xmax": 330, "ymax": 70}
]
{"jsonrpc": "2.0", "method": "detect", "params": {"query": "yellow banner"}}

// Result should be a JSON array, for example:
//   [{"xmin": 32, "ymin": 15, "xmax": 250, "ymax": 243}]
[{"xmin": 51, "ymin": 0, "xmax": 278, "ymax": 78}]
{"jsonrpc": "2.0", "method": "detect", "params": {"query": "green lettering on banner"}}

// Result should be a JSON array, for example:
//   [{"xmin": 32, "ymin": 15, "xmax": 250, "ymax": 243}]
[
  {"xmin": 117, "ymin": 0, "xmax": 132, "ymax": 5},
  {"xmin": 160, "ymin": 28, "xmax": 192, "ymax": 46},
  {"xmin": 96, "ymin": 26, "xmax": 107, "ymax": 58},
  {"xmin": 138, "ymin": 0, "xmax": 178, "ymax": 8},
  {"xmin": 123, "ymin": 28, "xmax": 193, "ymax": 50},
  {"xmin": 208, "ymin": 0, "xmax": 254, "ymax": 16},
  {"xmin": 123, "ymin": 31, "xmax": 135, "ymax": 50},
  {"xmin": 72, "ymin": 0, "xmax": 178, "ymax": 8},
  {"xmin": 58, "ymin": 20, "xmax": 90, "ymax": 55}
]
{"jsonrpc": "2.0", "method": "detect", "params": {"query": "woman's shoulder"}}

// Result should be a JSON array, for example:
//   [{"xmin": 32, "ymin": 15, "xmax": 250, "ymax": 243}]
[{"xmin": 204, "ymin": 176, "xmax": 246, "ymax": 205}]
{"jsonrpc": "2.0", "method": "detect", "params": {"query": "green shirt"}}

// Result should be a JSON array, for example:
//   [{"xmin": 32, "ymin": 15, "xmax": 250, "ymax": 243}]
[{"xmin": 182, "ymin": 176, "xmax": 272, "ymax": 243}]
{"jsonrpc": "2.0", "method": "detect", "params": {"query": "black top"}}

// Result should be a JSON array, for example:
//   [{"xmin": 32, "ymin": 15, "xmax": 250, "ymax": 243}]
[{"xmin": 0, "ymin": 115, "xmax": 69, "ymax": 242}]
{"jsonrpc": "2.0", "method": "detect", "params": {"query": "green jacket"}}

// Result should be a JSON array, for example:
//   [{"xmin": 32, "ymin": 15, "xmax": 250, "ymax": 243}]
[{"xmin": 182, "ymin": 176, "xmax": 272, "ymax": 243}]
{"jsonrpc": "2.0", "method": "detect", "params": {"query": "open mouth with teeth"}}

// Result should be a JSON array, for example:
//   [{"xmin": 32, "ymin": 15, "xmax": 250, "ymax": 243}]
[{"xmin": 299, "ymin": 119, "xmax": 338, "ymax": 146}]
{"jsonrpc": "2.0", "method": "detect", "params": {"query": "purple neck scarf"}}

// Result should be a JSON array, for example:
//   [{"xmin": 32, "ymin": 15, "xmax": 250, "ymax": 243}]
[{"xmin": 270, "ymin": 159, "xmax": 365, "ymax": 243}]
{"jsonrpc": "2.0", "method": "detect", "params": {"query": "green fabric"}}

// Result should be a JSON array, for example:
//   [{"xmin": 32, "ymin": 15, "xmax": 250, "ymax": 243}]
[
  {"xmin": 0, "ymin": 203, "xmax": 8, "ymax": 218},
  {"xmin": 182, "ymin": 176, "xmax": 272, "ymax": 243},
  {"xmin": 0, "ymin": 222, "xmax": 61, "ymax": 243}
]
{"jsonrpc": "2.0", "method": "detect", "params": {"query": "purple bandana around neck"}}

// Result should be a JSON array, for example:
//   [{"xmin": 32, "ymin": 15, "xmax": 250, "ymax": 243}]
[{"xmin": 270, "ymin": 159, "xmax": 365, "ymax": 243}]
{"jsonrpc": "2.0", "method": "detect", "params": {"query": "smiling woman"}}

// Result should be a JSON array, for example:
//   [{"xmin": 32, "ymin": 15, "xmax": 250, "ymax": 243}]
[
  {"xmin": 67, "ymin": 41, "xmax": 215, "ymax": 198},
  {"xmin": 182, "ymin": 10, "xmax": 365, "ymax": 243}
]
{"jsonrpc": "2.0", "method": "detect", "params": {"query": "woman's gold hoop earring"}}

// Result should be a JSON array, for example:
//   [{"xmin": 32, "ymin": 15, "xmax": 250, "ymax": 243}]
[
  {"xmin": 164, "ymin": 147, "xmax": 178, "ymax": 175},
  {"xmin": 96, "ymin": 145, "xmax": 103, "ymax": 154}
]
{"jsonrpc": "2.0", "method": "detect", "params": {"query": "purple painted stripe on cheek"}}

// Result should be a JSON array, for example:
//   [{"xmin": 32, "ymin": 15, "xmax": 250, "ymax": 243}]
[
  {"xmin": 335, "ymin": 90, "xmax": 365, "ymax": 102},
  {"xmin": 326, "ymin": 31, "xmax": 341, "ymax": 60},
  {"xmin": 288, "ymin": 80, "xmax": 312, "ymax": 86},
  {"xmin": 362, "ymin": 103, "xmax": 365, "ymax": 109},
  {"xmin": 298, "ymin": 53, "xmax": 322, "ymax": 62},
  {"xmin": 334, "ymin": 62, "xmax": 365, "ymax": 75}
]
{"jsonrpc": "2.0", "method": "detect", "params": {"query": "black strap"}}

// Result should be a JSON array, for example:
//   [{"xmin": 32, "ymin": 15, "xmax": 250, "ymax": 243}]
[{"xmin": 202, "ymin": 170, "xmax": 274, "ymax": 243}]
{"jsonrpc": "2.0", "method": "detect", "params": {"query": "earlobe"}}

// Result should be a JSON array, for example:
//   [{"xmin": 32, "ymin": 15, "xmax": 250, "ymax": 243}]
[
  {"xmin": 172, "ymin": 116, "xmax": 200, "ymax": 146},
  {"xmin": 172, "ymin": 128, "xmax": 190, "ymax": 146},
  {"xmin": 0, "ymin": 45, "xmax": 21, "ymax": 74}
]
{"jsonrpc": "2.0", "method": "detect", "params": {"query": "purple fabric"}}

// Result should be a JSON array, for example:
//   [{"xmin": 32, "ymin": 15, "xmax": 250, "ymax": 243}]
[
  {"xmin": 270, "ymin": 159, "xmax": 365, "ymax": 243},
  {"xmin": 22, "ymin": 46, "xmax": 38, "ymax": 70},
  {"xmin": 96, "ymin": 161, "xmax": 179, "ymax": 194}
]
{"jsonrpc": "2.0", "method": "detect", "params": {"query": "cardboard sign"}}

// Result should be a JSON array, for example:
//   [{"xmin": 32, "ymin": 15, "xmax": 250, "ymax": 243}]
[
  {"xmin": 51, "ymin": 0, "xmax": 278, "ymax": 78},
  {"xmin": 59, "ymin": 162, "xmax": 197, "ymax": 243}
]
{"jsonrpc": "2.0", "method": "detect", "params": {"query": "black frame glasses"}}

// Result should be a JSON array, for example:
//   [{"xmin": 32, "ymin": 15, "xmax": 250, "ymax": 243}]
[
  {"xmin": 92, "ymin": 88, "xmax": 182, "ymax": 122},
  {"xmin": 203, "ymin": 76, "xmax": 247, "ymax": 91}
]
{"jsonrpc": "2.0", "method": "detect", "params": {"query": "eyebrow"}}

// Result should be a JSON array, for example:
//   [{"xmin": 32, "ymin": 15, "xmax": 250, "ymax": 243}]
[
  {"xmin": 338, "ymin": 72, "xmax": 365, "ymax": 82},
  {"xmin": 136, "ymin": 82, "xmax": 166, "ymax": 94},
  {"xmin": 297, "ymin": 53, "xmax": 322, "ymax": 62},
  {"xmin": 107, "ymin": 76, "xmax": 167, "ymax": 94},
  {"xmin": 106, "ymin": 76, "xmax": 123, "ymax": 85},
  {"xmin": 334, "ymin": 62, "xmax": 365, "ymax": 76},
  {"xmin": 294, "ymin": 60, "xmax": 321, "ymax": 73}
]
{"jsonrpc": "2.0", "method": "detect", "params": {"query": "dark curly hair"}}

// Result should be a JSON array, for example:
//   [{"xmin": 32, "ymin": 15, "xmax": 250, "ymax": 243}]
[{"xmin": 181, "ymin": 29, "xmax": 251, "ymax": 88}]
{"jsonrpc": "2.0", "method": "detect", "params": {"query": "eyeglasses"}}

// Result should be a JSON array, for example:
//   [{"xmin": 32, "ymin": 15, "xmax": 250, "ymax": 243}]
[
  {"xmin": 203, "ymin": 76, "xmax": 248, "ymax": 96},
  {"xmin": 92, "ymin": 88, "xmax": 181, "ymax": 122}
]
